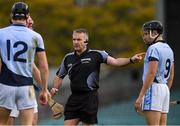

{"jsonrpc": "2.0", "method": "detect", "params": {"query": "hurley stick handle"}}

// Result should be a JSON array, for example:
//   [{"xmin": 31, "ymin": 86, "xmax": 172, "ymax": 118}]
[{"xmin": 48, "ymin": 97, "xmax": 56, "ymax": 108}]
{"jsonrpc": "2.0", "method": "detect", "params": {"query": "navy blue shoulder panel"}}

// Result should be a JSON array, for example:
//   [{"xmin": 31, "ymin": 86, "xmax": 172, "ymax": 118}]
[{"xmin": 0, "ymin": 61, "xmax": 33, "ymax": 86}]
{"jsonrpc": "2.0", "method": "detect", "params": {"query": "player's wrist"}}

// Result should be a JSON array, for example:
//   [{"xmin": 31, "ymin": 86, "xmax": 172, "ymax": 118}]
[
  {"xmin": 130, "ymin": 57, "xmax": 134, "ymax": 63},
  {"xmin": 41, "ymin": 88, "xmax": 48, "ymax": 92},
  {"xmin": 50, "ymin": 87, "xmax": 59, "ymax": 96}
]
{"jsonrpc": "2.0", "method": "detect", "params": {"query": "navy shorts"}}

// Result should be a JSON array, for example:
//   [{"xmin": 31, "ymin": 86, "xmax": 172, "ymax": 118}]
[{"xmin": 64, "ymin": 91, "xmax": 98, "ymax": 124}]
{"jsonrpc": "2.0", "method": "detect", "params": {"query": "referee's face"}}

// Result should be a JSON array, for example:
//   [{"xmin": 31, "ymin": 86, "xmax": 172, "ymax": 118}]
[
  {"xmin": 72, "ymin": 32, "xmax": 87, "ymax": 54},
  {"xmin": 26, "ymin": 16, "xmax": 34, "ymax": 29}
]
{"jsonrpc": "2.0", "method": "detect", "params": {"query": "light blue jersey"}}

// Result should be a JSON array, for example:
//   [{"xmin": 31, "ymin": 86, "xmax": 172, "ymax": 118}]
[
  {"xmin": 0, "ymin": 24, "xmax": 45, "ymax": 86},
  {"xmin": 143, "ymin": 41, "xmax": 174, "ymax": 84}
]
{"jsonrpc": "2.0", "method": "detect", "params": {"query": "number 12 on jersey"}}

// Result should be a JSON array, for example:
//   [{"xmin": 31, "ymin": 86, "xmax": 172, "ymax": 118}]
[{"xmin": 7, "ymin": 40, "xmax": 28, "ymax": 63}]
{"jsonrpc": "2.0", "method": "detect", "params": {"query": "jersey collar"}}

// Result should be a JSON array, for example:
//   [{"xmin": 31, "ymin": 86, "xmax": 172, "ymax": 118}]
[
  {"xmin": 11, "ymin": 23, "xmax": 26, "ymax": 27},
  {"xmin": 156, "ymin": 40, "xmax": 166, "ymax": 43},
  {"xmin": 148, "ymin": 40, "xmax": 166, "ymax": 47},
  {"xmin": 74, "ymin": 48, "xmax": 89, "ymax": 57}
]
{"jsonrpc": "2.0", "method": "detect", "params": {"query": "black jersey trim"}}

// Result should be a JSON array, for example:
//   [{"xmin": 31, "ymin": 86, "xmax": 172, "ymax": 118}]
[
  {"xmin": 148, "ymin": 56, "xmax": 159, "ymax": 61},
  {"xmin": 11, "ymin": 24, "xmax": 26, "ymax": 27},
  {"xmin": 36, "ymin": 47, "xmax": 45, "ymax": 52}
]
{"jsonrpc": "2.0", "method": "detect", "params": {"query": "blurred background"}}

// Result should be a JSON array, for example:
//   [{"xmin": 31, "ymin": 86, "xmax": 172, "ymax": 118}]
[{"xmin": 0, "ymin": 0, "xmax": 180, "ymax": 125}]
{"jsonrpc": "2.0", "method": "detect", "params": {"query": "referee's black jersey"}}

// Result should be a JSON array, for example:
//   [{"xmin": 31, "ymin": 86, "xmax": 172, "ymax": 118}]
[{"xmin": 56, "ymin": 49, "xmax": 109, "ymax": 93}]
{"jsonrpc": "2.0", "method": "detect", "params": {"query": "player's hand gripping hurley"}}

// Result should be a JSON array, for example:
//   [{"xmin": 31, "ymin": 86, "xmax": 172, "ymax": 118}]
[{"xmin": 48, "ymin": 96, "xmax": 64, "ymax": 119}]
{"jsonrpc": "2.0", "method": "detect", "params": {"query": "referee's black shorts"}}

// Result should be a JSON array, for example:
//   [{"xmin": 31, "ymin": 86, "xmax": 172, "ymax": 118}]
[{"xmin": 64, "ymin": 91, "xmax": 98, "ymax": 124}]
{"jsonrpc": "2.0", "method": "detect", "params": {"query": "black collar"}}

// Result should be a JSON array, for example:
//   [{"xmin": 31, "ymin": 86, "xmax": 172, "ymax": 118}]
[
  {"xmin": 156, "ymin": 40, "xmax": 166, "ymax": 43},
  {"xmin": 11, "ymin": 23, "xmax": 26, "ymax": 27},
  {"xmin": 74, "ymin": 48, "xmax": 89, "ymax": 57},
  {"xmin": 148, "ymin": 40, "xmax": 166, "ymax": 46}
]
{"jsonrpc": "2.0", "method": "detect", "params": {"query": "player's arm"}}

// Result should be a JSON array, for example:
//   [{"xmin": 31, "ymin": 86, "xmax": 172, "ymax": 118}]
[
  {"xmin": 135, "ymin": 61, "xmax": 158, "ymax": 111},
  {"xmin": 0, "ymin": 50, "xmax": 2, "ymax": 73},
  {"xmin": 36, "ymin": 51, "xmax": 48, "ymax": 90},
  {"xmin": 167, "ymin": 63, "xmax": 174, "ymax": 89},
  {"xmin": 139, "ymin": 61, "xmax": 158, "ymax": 97},
  {"xmin": 36, "ymin": 51, "xmax": 49, "ymax": 105},
  {"xmin": 32, "ymin": 63, "xmax": 42, "ymax": 85},
  {"xmin": 0, "ymin": 58, "xmax": 1, "ymax": 73},
  {"xmin": 107, "ymin": 52, "xmax": 144, "ymax": 66}
]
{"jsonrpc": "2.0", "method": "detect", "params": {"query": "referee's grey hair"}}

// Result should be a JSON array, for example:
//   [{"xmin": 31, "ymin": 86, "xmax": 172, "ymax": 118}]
[{"xmin": 73, "ymin": 28, "xmax": 89, "ymax": 41}]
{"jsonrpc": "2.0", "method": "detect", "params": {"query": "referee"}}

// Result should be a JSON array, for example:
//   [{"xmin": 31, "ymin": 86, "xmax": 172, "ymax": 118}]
[{"xmin": 51, "ymin": 28, "xmax": 144, "ymax": 125}]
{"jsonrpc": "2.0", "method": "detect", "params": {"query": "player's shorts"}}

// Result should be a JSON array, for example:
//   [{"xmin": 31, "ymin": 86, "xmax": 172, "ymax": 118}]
[
  {"xmin": 10, "ymin": 98, "xmax": 38, "ymax": 117},
  {"xmin": 10, "ymin": 106, "xmax": 38, "ymax": 117},
  {"xmin": 64, "ymin": 91, "xmax": 98, "ymax": 124},
  {"xmin": 142, "ymin": 83, "xmax": 170, "ymax": 113},
  {"xmin": 0, "ymin": 83, "xmax": 36, "ymax": 110}
]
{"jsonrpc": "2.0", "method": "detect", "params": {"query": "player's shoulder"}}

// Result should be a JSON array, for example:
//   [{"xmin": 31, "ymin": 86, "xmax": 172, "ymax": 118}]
[
  {"xmin": 28, "ymin": 29, "xmax": 42, "ymax": 38},
  {"xmin": 0, "ymin": 26, "xmax": 10, "ymax": 32},
  {"xmin": 154, "ymin": 40, "xmax": 168, "ymax": 47},
  {"xmin": 0, "ymin": 27, "xmax": 4, "ymax": 33},
  {"xmin": 0, "ymin": 26, "xmax": 6, "ymax": 31},
  {"xmin": 146, "ymin": 44, "xmax": 158, "ymax": 55},
  {"xmin": 153, "ymin": 41, "xmax": 172, "ymax": 51},
  {"xmin": 148, "ymin": 42, "xmax": 160, "ymax": 50},
  {"xmin": 0, "ymin": 26, "xmax": 13, "ymax": 37},
  {"xmin": 152, "ymin": 42, "xmax": 160, "ymax": 47},
  {"xmin": 89, "ymin": 49, "xmax": 107, "ymax": 54}
]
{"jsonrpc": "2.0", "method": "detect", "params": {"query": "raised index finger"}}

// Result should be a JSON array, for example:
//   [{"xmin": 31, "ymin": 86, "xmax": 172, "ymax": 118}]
[{"xmin": 137, "ymin": 52, "xmax": 146, "ymax": 57}]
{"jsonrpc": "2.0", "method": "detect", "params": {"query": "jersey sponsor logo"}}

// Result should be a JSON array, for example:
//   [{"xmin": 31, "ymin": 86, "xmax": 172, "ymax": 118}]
[{"xmin": 81, "ymin": 58, "xmax": 91, "ymax": 64}]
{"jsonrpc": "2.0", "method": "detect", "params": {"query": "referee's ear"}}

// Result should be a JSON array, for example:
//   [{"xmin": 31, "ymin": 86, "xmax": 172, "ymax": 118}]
[{"xmin": 84, "ymin": 40, "xmax": 88, "ymax": 46}]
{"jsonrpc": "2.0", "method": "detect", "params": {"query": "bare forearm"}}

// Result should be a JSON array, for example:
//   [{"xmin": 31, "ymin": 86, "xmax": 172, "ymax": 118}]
[
  {"xmin": 116, "ymin": 58, "xmax": 132, "ymax": 66},
  {"xmin": 139, "ymin": 74, "xmax": 154, "ymax": 98},
  {"xmin": 33, "ymin": 72, "xmax": 42, "ymax": 85},
  {"xmin": 0, "ymin": 58, "xmax": 2, "ymax": 73},
  {"xmin": 107, "ymin": 57, "xmax": 131, "ymax": 66},
  {"xmin": 32, "ymin": 64, "xmax": 42, "ymax": 85},
  {"xmin": 107, "ymin": 53, "xmax": 144, "ymax": 66},
  {"xmin": 167, "ymin": 63, "xmax": 174, "ymax": 89},
  {"xmin": 167, "ymin": 74, "xmax": 174, "ymax": 89},
  {"xmin": 37, "ymin": 52, "xmax": 49, "ymax": 91},
  {"xmin": 167, "ymin": 81, "xmax": 173, "ymax": 89},
  {"xmin": 53, "ymin": 76, "xmax": 63, "ymax": 89},
  {"xmin": 39, "ymin": 66, "xmax": 49, "ymax": 91},
  {"xmin": 138, "ymin": 61, "xmax": 158, "ymax": 98}
]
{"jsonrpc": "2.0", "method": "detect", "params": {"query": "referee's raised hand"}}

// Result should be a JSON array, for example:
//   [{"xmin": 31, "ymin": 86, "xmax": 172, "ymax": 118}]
[{"xmin": 130, "ymin": 52, "xmax": 145, "ymax": 63}]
